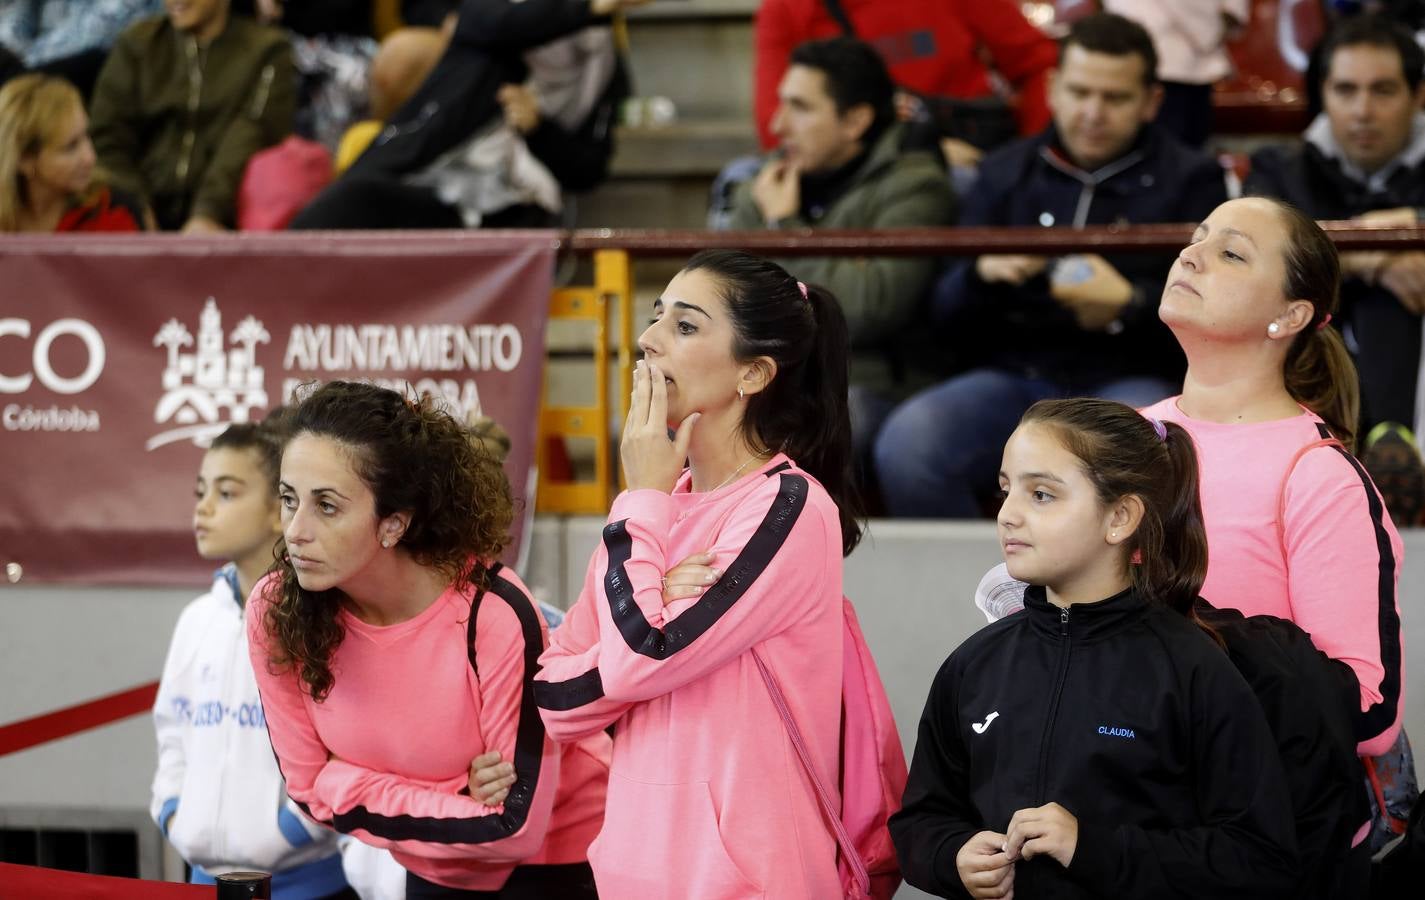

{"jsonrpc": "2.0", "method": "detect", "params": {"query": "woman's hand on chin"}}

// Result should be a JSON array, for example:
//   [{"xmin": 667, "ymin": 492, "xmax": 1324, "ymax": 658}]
[{"xmin": 622, "ymin": 360, "xmax": 700, "ymax": 493}]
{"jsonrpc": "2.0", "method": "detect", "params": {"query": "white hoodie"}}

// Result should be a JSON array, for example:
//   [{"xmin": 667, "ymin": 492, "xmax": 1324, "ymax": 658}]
[{"xmin": 151, "ymin": 565, "xmax": 346, "ymax": 897}]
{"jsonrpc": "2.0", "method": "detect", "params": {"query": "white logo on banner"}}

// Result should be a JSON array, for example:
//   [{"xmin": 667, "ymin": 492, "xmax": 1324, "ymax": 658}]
[
  {"xmin": 147, "ymin": 298, "xmax": 269, "ymax": 450},
  {"xmin": 0, "ymin": 318, "xmax": 105, "ymax": 432}
]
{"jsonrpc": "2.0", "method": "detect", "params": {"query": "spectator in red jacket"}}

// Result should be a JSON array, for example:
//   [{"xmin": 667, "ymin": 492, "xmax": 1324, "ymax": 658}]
[
  {"xmin": 0, "ymin": 74, "xmax": 145, "ymax": 232},
  {"xmin": 753, "ymin": 0, "xmax": 1058, "ymax": 165}
]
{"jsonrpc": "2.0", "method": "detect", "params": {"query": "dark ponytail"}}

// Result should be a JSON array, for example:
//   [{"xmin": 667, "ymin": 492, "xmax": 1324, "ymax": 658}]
[
  {"xmin": 1264, "ymin": 197, "xmax": 1361, "ymax": 450},
  {"xmin": 681, "ymin": 250, "xmax": 864, "ymax": 555},
  {"xmin": 1022, "ymin": 400, "xmax": 1211, "ymax": 629}
]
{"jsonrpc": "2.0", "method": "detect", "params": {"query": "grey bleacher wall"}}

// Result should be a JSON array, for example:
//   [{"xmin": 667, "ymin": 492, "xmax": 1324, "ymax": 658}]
[{"xmin": 3, "ymin": 521, "xmax": 1422, "ymax": 896}]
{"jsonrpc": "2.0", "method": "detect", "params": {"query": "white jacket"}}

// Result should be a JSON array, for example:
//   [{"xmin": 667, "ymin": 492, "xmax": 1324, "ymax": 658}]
[{"xmin": 151, "ymin": 566, "xmax": 345, "ymax": 896}]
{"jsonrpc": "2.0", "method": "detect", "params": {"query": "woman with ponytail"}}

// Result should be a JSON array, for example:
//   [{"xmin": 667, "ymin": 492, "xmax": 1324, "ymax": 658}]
[
  {"xmin": 246, "ymin": 381, "xmax": 610, "ymax": 899},
  {"xmin": 532, "ymin": 250, "xmax": 863, "ymax": 898},
  {"xmin": 892, "ymin": 398, "xmax": 1298, "ymax": 900},
  {"xmin": 1144, "ymin": 197, "xmax": 1405, "ymax": 794}
]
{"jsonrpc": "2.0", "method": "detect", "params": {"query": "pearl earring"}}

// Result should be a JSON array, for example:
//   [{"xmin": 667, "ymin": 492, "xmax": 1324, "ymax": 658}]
[
  {"xmin": 381, "ymin": 539, "xmax": 390, "ymax": 548},
  {"xmin": 1268, "ymin": 322, "xmax": 1281, "ymax": 336}
]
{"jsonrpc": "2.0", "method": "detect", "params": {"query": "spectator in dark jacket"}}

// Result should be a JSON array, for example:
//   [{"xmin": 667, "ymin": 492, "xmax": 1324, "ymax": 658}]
[
  {"xmin": 873, "ymin": 13, "xmax": 1228, "ymax": 518},
  {"xmin": 291, "ymin": 0, "xmax": 642, "ymax": 229},
  {"xmin": 89, "ymin": 0, "xmax": 295, "ymax": 231},
  {"xmin": 1246, "ymin": 14, "xmax": 1425, "ymax": 434}
]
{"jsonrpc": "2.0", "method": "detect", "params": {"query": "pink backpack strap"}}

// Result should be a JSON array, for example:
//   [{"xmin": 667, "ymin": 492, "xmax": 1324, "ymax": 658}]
[
  {"xmin": 1275, "ymin": 437, "xmax": 1346, "ymax": 559},
  {"xmin": 751, "ymin": 646, "xmax": 872, "ymax": 897}
]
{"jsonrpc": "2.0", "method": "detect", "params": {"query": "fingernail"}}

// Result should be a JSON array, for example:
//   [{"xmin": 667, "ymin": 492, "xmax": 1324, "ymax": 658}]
[{"xmin": 704, "ymin": 573, "xmax": 717, "ymax": 583}]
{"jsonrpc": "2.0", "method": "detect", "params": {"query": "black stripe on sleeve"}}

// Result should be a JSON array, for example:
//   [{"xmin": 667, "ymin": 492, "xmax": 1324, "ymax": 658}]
[
  {"xmin": 534, "ymin": 470, "xmax": 809, "ymax": 711},
  {"xmin": 1313, "ymin": 429, "xmax": 1403, "ymax": 742},
  {"xmin": 331, "ymin": 570, "xmax": 549, "ymax": 843},
  {"xmin": 604, "ymin": 472, "xmax": 808, "ymax": 659},
  {"xmin": 534, "ymin": 667, "xmax": 606, "ymax": 710}
]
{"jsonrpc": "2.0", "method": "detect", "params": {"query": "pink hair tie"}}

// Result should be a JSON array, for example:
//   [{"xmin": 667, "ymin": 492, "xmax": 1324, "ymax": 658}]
[
  {"xmin": 796, "ymin": 281, "xmax": 809, "ymax": 301},
  {"xmin": 1317, "ymin": 313, "xmax": 1333, "ymax": 331}
]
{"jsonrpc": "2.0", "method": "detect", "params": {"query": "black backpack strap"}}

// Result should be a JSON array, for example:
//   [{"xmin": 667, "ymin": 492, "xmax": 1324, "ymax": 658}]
[
  {"xmin": 821, "ymin": 0, "xmax": 857, "ymax": 37},
  {"xmin": 466, "ymin": 562, "xmax": 504, "ymax": 674}
]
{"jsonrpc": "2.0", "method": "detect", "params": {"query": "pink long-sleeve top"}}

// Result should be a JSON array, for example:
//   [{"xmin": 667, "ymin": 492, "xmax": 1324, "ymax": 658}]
[
  {"xmin": 247, "ymin": 563, "xmax": 610, "ymax": 891},
  {"xmin": 534, "ymin": 455, "xmax": 845, "ymax": 899},
  {"xmin": 1142, "ymin": 398, "xmax": 1405, "ymax": 757}
]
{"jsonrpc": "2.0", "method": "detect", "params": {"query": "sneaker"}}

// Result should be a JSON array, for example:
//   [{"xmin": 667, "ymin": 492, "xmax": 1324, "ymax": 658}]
[{"xmin": 1362, "ymin": 422, "xmax": 1425, "ymax": 529}]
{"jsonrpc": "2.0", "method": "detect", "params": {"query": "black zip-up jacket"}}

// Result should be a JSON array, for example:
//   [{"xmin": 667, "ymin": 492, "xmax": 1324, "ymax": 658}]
[
  {"xmin": 348, "ymin": 0, "xmax": 608, "ymax": 179},
  {"xmin": 890, "ymin": 586, "xmax": 1299, "ymax": 899}
]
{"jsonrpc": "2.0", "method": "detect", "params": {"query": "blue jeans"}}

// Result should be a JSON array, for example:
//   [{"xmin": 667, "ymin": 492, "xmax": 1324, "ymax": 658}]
[{"xmin": 873, "ymin": 368, "xmax": 1175, "ymax": 518}]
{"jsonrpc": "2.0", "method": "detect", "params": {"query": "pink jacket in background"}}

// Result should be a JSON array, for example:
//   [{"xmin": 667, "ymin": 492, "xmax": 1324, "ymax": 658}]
[
  {"xmin": 536, "ymin": 456, "xmax": 845, "ymax": 899},
  {"xmin": 247, "ymin": 564, "xmax": 609, "ymax": 891},
  {"xmin": 1143, "ymin": 398, "xmax": 1405, "ymax": 757}
]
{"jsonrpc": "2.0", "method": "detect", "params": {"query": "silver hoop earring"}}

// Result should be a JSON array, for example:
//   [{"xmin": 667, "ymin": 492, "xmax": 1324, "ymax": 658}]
[
  {"xmin": 737, "ymin": 386, "xmax": 745, "ymax": 401},
  {"xmin": 1267, "ymin": 322, "xmax": 1281, "ymax": 336}
]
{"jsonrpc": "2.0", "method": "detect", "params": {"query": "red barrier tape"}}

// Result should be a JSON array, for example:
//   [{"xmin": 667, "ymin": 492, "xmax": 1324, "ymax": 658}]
[
  {"xmin": 0, "ymin": 863, "xmax": 209, "ymax": 898},
  {"xmin": 0, "ymin": 683, "xmax": 159, "ymax": 757}
]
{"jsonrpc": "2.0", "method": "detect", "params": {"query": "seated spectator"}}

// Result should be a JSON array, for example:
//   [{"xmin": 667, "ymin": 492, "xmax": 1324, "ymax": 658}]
[
  {"xmin": 0, "ymin": 0, "xmax": 161, "ymax": 99},
  {"xmin": 1101, "ymin": 1, "xmax": 1250, "ymax": 147},
  {"xmin": 1245, "ymin": 13, "xmax": 1425, "ymax": 522},
  {"xmin": 0, "ymin": 74, "xmax": 146, "ymax": 231},
  {"xmin": 89, "ymin": 0, "xmax": 296, "ymax": 232},
  {"xmin": 292, "ymin": 0, "xmax": 638, "ymax": 230},
  {"xmin": 331, "ymin": 23, "xmax": 447, "ymax": 172},
  {"xmin": 873, "ymin": 12, "xmax": 1229, "ymax": 518},
  {"xmin": 753, "ymin": 0, "xmax": 1058, "ymax": 168},
  {"xmin": 721, "ymin": 36, "xmax": 957, "ymax": 479}
]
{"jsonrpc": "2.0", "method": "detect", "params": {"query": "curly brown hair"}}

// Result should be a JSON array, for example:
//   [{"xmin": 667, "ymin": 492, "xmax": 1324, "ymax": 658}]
[{"xmin": 260, "ymin": 381, "xmax": 514, "ymax": 701}]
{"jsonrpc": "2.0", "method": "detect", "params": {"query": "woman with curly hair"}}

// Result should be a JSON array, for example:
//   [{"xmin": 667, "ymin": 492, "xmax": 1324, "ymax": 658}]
[
  {"xmin": 246, "ymin": 381, "xmax": 609, "ymax": 899},
  {"xmin": 0, "ymin": 73, "xmax": 146, "ymax": 231}
]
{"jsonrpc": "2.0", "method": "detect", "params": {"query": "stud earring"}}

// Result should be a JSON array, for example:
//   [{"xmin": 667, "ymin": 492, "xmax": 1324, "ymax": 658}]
[
  {"xmin": 738, "ymin": 386, "xmax": 745, "ymax": 400},
  {"xmin": 381, "ymin": 539, "xmax": 391, "ymax": 548},
  {"xmin": 1268, "ymin": 322, "xmax": 1281, "ymax": 336}
]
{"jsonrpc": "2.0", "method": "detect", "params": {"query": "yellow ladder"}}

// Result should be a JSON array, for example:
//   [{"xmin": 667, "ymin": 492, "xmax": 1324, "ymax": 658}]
[{"xmin": 536, "ymin": 249, "xmax": 635, "ymax": 513}]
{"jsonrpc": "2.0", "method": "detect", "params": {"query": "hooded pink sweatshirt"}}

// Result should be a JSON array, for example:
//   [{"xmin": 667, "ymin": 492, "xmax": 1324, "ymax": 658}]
[
  {"xmin": 1142, "ymin": 398, "xmax": 1405, "ymax": 757},
  {"xmin": 247, "ymin": 563, "xmax": 610, "ymax": 891},
  {"xmin": 535, "ymin": 456, "xmax": 845, "ymax": 899}
]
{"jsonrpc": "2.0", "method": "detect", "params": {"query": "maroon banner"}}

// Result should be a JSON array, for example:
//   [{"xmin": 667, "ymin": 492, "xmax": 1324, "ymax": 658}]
[{"xmin": 0, "ymin": 232, "xmax": 555, "ymax": 585}]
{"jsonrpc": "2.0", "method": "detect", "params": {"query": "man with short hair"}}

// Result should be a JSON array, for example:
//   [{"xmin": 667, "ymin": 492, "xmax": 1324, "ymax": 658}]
[
  {"xmin": 874, "ymin": 12, "xmax": 1229, "ymax": 518},
  {"xmin": 1247, "ymin": 14, "xmax": 1425, "ymax": 442},
  {"xmin": 89, "ymin": 0, "xmax": 295, "ymax": 231},
  {"xmin": 724, "ymin": 36, "xmax": 958, "ymax": 467}
]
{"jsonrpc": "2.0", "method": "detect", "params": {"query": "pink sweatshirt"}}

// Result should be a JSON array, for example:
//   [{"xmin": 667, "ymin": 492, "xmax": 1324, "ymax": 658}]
[
  {"xmin": 1143, "ymin": 398, "xmax": 1405, "ymax": 757},
  {"xmin": 247, "ymin": 564, "xmax": 610, "ymax": 891},
  {"xmin": 534, "ymin": 456, "xmax": 845, "ymax": 899}
]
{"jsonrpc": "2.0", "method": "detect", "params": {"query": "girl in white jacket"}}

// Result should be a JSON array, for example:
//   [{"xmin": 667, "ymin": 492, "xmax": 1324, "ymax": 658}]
[{"xmin": 151, "ymin": 420, "xmax": 349, "ymax": 897}]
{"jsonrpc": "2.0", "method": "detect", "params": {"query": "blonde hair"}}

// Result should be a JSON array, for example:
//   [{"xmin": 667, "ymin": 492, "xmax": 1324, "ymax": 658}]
[{"xmin": 0, "ymin": 74, "xmax": 91, "ymax": 232}]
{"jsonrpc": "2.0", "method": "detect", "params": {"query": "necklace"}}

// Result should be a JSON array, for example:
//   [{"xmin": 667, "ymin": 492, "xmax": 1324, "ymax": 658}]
[
  {"xmin": 704, "ymin": 453, "xmax": 764, "ymax": 494},
  {"xmin": 675, "ymin": 453, "xmax": 769, "ymax": 525}
]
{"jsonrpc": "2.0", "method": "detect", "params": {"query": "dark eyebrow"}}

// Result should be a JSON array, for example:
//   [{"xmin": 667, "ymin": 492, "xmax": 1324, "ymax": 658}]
[
  {"xmin": 653, "ymin": 297, "xmax": 712, "ymax": 320},
  {"xmin": 277, "ymin": 481, "xmax": 351, "ymax": 502},
  {"xmin": 997, "ymin": 470, "xmax": 1068, "ymax": 485}
]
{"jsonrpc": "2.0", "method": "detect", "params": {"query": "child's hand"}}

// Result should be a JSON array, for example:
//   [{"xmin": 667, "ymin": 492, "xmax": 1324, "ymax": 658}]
[
  {"xmin": 955, "ymin": 830, "xmax": 1015, "ymax": 898},
  {"xmin": 468, "ymin": 751, "xmax": 515, "ymax": 805},
  {"xmin": 1004, "ymin": 802, "xmax": 1078, "ymax": 868}
]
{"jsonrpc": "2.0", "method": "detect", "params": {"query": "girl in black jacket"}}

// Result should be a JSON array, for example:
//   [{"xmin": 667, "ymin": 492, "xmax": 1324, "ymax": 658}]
[{"xmin": 890, "ymin": 399, "xmax": 1299, "ymax": 899}]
